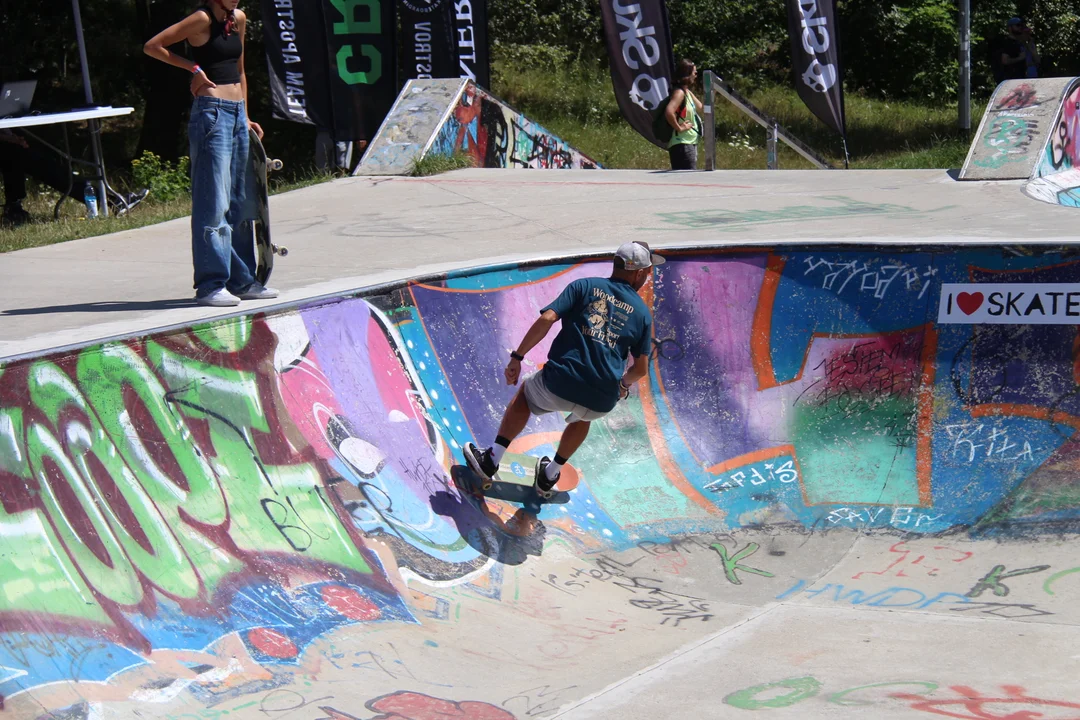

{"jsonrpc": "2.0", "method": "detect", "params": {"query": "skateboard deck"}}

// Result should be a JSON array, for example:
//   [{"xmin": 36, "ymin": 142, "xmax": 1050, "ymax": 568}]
[
  {"xmin": 456, "ymin": 450, "xmax": 579, "ymax": 506},
  {"xmin": 246, "ymin": 129, "xmax": 287, "ymax": 286}
]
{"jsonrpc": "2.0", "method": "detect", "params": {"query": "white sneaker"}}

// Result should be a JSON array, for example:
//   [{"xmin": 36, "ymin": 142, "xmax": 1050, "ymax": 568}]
[
  {"xmin": 238, "ymin": 282, "xmax": 280, "ymax": 300},
  {"xmin": 196, "ymin": 289, "xmax": 241, "ymax": 307}
]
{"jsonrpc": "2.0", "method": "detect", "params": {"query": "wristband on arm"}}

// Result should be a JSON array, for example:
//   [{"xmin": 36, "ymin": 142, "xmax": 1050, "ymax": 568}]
[
  {"xmin": 510, "ymin": 351, "xmax": 524, "ymax": 361},
  {"xmin": 191, "ymin": 64, "xmax": 202, "ymax": 74}
]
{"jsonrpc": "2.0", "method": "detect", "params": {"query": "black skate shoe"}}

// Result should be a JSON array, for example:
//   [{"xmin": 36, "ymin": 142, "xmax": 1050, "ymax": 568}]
[
  {"xmin": 535, "ymin": 456, "xmax": 559, "ymax": 498},
  {"xmin": 464, "ymin": 442, "xmax": 498, "ymax": 489}
]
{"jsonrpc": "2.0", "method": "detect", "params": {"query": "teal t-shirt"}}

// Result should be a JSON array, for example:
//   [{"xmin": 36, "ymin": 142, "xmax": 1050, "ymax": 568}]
[{"xmin": 540, "ymin": 277, "xmax": 653, "ymax": 413}]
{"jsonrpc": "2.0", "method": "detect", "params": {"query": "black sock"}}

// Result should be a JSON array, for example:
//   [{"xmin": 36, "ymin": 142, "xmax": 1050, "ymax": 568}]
[
  {"xmin": 491, "ymin": 435, "xmax": 511, "ymax": 464},
  {"xmin": 545, "ymin": 453, "xmax": 568, "ymax": 482}
]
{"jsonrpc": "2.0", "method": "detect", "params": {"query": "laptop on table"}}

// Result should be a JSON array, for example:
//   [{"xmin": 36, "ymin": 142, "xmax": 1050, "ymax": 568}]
[{"xmin": 0, "ymin": 80, "xmax": 37, "ymax": 119}]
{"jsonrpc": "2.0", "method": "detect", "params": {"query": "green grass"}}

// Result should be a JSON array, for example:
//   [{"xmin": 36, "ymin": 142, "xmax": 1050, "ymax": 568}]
[
  {"xmin": 0, "ymin": 170, "xmax": 332, "ymax": 254},
  {"xmin": 410, "ymin": 151, "xmax": 477, "ymax": 176},
  {"xmin": 3, "ymin": 53, "xmax": 989, "ymax": 253},
  {"xmin": 492, "ymin": 51, "xmax": 985, "ymax": 170}
]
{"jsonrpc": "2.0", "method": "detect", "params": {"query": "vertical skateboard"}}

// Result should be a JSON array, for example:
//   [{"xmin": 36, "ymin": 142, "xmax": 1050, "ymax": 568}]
[
  {"xmin": 457, "ymin": 447, "xmax": 579, "ymax": 504},
  {"xmin": 247, "ymin": 129, "xmax": 287, "ymax": 285}
]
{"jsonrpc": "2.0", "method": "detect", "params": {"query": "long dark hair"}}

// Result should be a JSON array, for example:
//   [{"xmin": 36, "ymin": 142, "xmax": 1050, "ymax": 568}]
[
  {"xmin": 675, "ymin": 59, "xmax": 696, "ymax": 89},
  {"xmin": 209, "ymin": 0, "xmax": 237, "ymax": 37}
]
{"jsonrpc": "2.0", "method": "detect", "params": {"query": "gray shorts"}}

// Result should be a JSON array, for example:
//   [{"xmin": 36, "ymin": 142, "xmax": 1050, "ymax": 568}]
[{"xmin": 522, "ymin": 372, "xmax": 609, "ymax": 422}]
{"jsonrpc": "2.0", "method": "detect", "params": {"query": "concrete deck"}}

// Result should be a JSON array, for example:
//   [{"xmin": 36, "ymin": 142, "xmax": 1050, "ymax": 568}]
[{"xmin": 2, "ymin": 168, "xmax": 1075, "ymax": 360}]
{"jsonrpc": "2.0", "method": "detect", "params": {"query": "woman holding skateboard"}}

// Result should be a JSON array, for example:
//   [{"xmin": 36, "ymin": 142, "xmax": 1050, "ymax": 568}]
[{"xmin": 145, "ymin": 0, "xmax": 278, "ymax": 306}]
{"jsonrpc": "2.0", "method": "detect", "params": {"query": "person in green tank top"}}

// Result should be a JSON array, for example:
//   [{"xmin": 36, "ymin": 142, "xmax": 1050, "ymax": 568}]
[{"xmin": 664, "ymin": 59, "xmax": 704, "ymax": 170}]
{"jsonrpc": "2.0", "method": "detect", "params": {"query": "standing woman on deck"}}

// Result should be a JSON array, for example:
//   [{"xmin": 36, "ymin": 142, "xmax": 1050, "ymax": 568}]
[
  {"xmin": 665, "ymin": 59, "xmax": 704, "ymax": 171},
  {"xmin": 144, "ymin": 0, "xmax": 278, "ymax": 306}
]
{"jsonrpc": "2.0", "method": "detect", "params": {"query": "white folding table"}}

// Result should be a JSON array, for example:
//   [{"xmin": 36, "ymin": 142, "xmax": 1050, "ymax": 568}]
[{"xmin": 0, "ymin": 106, "xmax": 134, "ymax": 218}]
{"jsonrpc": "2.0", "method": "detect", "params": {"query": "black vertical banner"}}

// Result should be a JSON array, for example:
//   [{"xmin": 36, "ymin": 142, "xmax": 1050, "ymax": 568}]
[
  {"xmin": 453, "ymin": 0, "xmax": 489, "ymax": 88},
  {"xmin": 261, "ymin": 0, "xmax": 334, "ymax": 128},
  {"xmin": 323, "ymin": 0, "xmax": 398, "ymax": 141},
  {"xmin": 599, "ymin": 0, "xmax": 675, "ymax": 149},
  {"xmin": 400, "ymin": 0, "xmax": 458, "ymax": 81},
  {"xmin": 786, "ymin": 0, "xmax": 846, "ymax": 137}
]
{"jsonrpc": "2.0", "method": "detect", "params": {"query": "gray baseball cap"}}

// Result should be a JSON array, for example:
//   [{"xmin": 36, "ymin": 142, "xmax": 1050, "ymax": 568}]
[{"xmin": 616, "ymin": 241, "xmax": 666, "ymax": 270}]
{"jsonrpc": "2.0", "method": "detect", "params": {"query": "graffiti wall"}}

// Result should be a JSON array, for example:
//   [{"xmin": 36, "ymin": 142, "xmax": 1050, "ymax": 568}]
[
  {"xmin": 960, "ymin": 77, "xmax": 1077, "ymax": 181},
  {"xmin": 1036, "ymin": 80, "xmax": 1080, "ymax": 178},
  {"xmin": 1028, "ymin": 79, "xmax": 1080, "ymax": 206},
  {"xmin": 4, "ymin": 245, "xmax": 1080, "ymax": 713},
  {"xmin": 428, "ymin": 83, "xmax": 599, "ymax": 170}
]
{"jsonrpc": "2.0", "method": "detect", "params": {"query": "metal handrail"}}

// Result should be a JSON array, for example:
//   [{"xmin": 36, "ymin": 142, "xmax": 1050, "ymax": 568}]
[{"xmin": 703, "ymin": 70, "xmax": 834, "ymax": 170}]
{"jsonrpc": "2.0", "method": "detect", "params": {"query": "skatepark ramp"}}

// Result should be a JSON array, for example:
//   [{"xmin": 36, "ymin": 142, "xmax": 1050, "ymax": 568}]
[
  {"xmin": 1023, "ymin": 78, "xmax": 1080, "ymax": 206},
  {"xmin": 4, "ymin": 244, "xmax": 1080, "ymax": 718},
  {"xmin": 354, "ymin": 78, "xmax": 599, "ymax": 175},
  {"xmin": 959, "ymin": 76, "xmax": 1078, "ymax": 180}
]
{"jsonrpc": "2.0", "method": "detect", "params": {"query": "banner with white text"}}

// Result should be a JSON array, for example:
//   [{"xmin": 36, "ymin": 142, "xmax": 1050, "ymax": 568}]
[
  {"xmin": 261, "ymin": 0, "xmax": 334, "ymax": 129},
  {"xmin": 399, "ymin": 0, "xmax": 458, "ymax": 82},
  {"xmin": 599, "ymin": 0, "xmax": 675, "ymax": 149},
  {"xmin": 785, "ymin": 0, "xmax": 846, "ymax": 137}
]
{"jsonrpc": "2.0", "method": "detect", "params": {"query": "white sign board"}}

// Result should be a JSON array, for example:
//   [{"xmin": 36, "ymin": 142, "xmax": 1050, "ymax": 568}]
[{"xmin": 938, "ymin": 283, "xmax": 1080, "ymax": 324}]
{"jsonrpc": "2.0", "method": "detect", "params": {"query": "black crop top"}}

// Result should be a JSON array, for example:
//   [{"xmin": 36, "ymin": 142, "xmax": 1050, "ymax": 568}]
[{"xmin": 190, "ymin": 7, "xmax": 242, "ymax": 85}]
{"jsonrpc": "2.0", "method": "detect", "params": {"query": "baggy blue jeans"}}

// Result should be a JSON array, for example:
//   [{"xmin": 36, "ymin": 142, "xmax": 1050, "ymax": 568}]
[{"xmin": 188, "ymin": 96, "xmax": 256, "ymax": 298}]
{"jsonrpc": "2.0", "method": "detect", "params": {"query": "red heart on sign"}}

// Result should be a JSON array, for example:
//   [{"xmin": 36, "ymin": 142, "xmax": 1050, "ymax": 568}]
[{"xmin": 956, "ymin": 292, "xmax": 984, "ymax": 315}]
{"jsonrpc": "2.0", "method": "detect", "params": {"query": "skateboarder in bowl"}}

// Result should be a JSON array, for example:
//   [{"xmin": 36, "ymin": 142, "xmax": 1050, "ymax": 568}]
[{"xmin": 464, "ymin": 241, "xmax": 663, "ymax": 493}]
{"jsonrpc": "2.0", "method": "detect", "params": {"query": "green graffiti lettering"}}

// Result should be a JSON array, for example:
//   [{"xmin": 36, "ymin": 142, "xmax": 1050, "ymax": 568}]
[
  {"xmin": 1044, "ymin": 566, "xmax": 1080, "ymax": 595},
  {"xmin": 193, "ymin": 316, "xmax": 252, "ymax": 353},
  {"xmin": 0, "ymin": 324, "xmax": 382, "ymax": 645},
  {"xmin": 329, "ymin": 0, "xmax": 379, "ymax": 34},
  {"xmin": 26, "ymin": 421, "xmax": 143, "ymax": 606},
  {"xmin": 724, "ymin": 677, "xmax": 822, "ymax": 710},
  {"xmin": 0, "ymin": 506, "xmax": 111, "ymax": 624},
  {"xmin": 710, "ymin": 542, "xmax": 775, "ymax": 585},
  {"xmin": 0, "ymin": 407, "xmax": 28, "ymax": 478},
  {"xmin": 827, "ymin": 681, "xmax": 938, "ymax": 706},
  {"xmin": 0, "ymin": 399, "xmax": 111, "ymax": 624},
  {"xmin": 149, "ymin": 344, "xmax": 373, "ymax": 579},
  {"xmin": 967, "ymin": 564, "xmax": 1050, "ymax": 598},
  {"xmin": 337, "ymin": 45, "xmax": 381, "ymax": 85},
  {"xmin": 28, "ymin": 361, "xmax": 201, "ymax": 602},
  {"xmin": 78, "ymin": 344, "xmax": 228, "ymax": 527}
]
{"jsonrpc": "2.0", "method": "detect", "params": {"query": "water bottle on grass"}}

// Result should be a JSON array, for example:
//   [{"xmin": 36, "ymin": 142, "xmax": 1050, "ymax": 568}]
[{"xmin": 84, "ymin": 182, "xmax": 98, "ymax": 219}]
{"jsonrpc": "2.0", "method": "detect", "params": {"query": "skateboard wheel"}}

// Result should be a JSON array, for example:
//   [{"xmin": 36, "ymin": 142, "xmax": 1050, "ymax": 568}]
[
  {"xmin": 277, "ymin": 246, "xmax": 289, "ymax": 257},
  {"xmin": 269, "ymin": 159, "xmax": 283, "ymax": 171},
  {"xmin": 482, "ymin": 481, "xmax": 492, "ymax": 491}
]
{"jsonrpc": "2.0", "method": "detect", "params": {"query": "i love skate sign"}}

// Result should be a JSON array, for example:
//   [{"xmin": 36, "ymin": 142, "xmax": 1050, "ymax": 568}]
[{"xmin": 938, "ymin": 283, "xmax": 1080, "ymax": 324}]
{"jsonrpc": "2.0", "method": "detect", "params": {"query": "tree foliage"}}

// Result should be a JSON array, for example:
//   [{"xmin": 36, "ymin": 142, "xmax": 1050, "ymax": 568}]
[
  {"xmin": 487, "ymin": 0, "xmax": 1080, "ymax": 99},
  {"xmin": 0, "ymin": 0, "xmax": 1077, "ymax": 169}
]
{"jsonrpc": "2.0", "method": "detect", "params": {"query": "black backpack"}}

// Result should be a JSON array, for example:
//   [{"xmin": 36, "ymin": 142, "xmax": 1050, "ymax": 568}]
[
  {"xmin": 651, "ymin": 96, "xmax": 674, "ymax": 143},
  {"xmin": 651, "ymin": 92, "xmax": 702, "ymax": 143}
]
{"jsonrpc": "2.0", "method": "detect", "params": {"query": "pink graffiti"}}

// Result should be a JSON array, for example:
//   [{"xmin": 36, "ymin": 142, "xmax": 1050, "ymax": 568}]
[
  {"xmin": 894, "ymin": 684, "xmax": 1080, "ymax": 719},
  {"xmin": 318, "ymin": 691, "xmax": 516, "ymax": 720},
  {"xmin": 852, "ymin": 542, "xmax": 973, "ymax": 580}
]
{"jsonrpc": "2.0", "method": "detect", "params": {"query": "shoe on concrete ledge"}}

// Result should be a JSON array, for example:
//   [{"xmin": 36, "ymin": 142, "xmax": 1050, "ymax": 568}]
[
  {"xmin": 196, "ymin": 288, "xmax": 241, "ymax": 307},
  {"xmin": 238, "ymin": 282, "xmax": 280, "ymax": 300}
]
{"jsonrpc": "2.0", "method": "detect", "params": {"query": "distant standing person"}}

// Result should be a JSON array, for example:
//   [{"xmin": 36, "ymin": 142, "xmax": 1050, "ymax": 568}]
[
  {"xmin": 665, "ymin": 59, "xmax": 704, "ymax": 170},
  {"xmin": 999, "ymin": 17, "xmax": 1040, "ymax": 81},
  {"xmin": 144, "ymin": 0, "xmax": 278, "ymax": 306}
]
